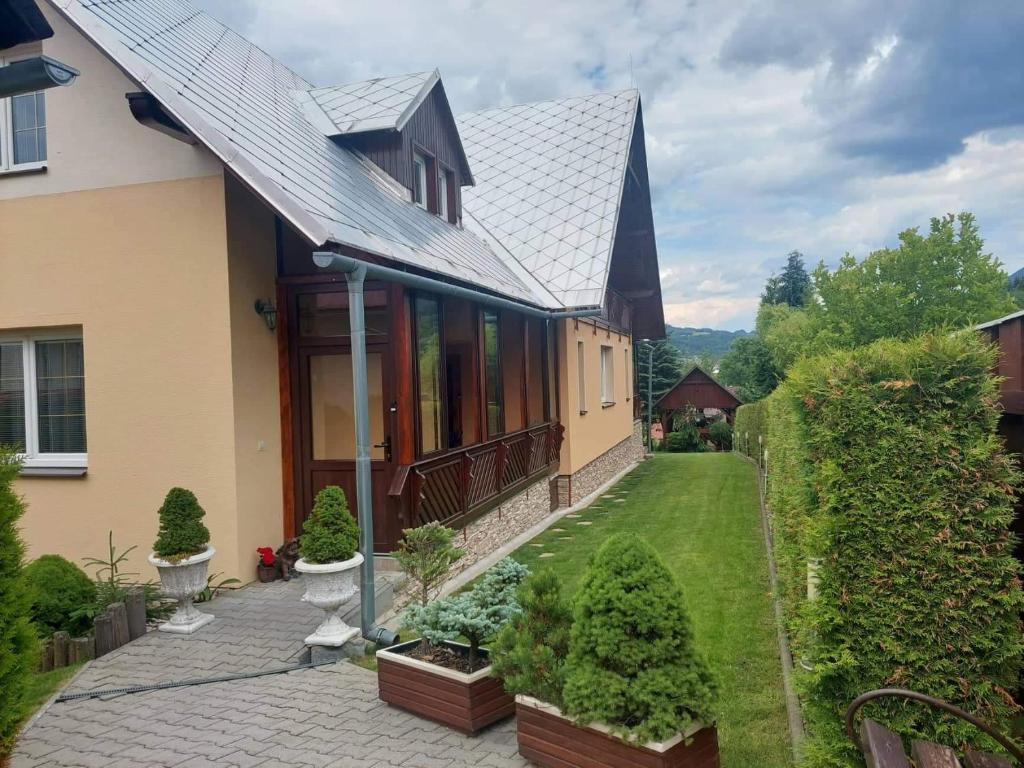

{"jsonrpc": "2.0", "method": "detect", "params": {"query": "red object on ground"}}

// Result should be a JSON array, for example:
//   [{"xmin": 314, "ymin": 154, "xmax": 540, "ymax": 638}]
[{"xmin": 256, "ymin": 547, "xmax": 275, "ymax": 566}]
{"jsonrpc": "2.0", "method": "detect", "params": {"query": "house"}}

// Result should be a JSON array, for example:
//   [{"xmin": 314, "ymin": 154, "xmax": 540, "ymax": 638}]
[{"xmin": 0, "ymin": 0, "xmax": 665, "ymax": 582}]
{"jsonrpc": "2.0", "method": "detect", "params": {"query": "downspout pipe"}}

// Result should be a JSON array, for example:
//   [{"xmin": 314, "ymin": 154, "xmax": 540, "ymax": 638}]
[{"xmin": 311, "ymin": 250, "xmax": 601, "ymax": 647}]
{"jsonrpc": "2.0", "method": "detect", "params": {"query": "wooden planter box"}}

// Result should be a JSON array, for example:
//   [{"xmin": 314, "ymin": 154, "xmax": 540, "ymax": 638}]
[
  {"xmin": 376, "ymin": 640, "xmax": 515, "ymax": 734},
  {"xmin": 515, "ymin": 695, "xmax": 720, "ymax": 768}
]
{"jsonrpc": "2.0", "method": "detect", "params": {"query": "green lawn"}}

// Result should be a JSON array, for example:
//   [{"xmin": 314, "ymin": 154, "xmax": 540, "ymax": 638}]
[{"xmin": 507, "ymin": 452, "xmax": 793, "ymax": 768}]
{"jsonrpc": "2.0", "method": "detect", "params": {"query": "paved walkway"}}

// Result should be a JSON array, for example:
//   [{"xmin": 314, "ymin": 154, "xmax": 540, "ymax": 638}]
[{"xmin": 13, "ymin": 578, "xmax": 528, "ymax": 768}]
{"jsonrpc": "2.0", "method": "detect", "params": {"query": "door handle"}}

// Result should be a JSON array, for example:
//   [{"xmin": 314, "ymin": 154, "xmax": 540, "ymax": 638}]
[{"xmin": 374, "ymin": 437, "xmax": 392, "ymax": 462}]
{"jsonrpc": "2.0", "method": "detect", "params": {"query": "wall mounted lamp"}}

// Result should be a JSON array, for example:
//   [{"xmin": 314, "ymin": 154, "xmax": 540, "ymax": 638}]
[{"xmin": 254, "ymin": 299, "xmax": 277, "ymax": 331}]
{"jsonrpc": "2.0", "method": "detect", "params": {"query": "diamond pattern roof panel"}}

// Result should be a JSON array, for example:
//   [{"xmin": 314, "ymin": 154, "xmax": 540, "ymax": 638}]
[
  {"xmin": 458, "ymin": 90, "xmax": 638, "ymax": 308},
  {"xmin": 302, "ymin": 71, "xmax": 436, "ymax": 135},
  {"xmin": 52, "ymin": 0, "xmax": 543, "ymax": 306}
]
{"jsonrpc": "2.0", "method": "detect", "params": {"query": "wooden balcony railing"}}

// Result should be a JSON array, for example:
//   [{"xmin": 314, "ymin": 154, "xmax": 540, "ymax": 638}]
[{"xmin": 397, "ymin": 421, "xmax": 563, "ymax": 530}]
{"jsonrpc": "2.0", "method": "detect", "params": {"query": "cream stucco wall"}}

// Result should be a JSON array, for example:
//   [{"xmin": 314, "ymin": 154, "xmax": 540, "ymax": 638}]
[
  {"xmin": 0, "ymin": 4, "xmax": 221, "ymax": 199},
  {"xmin": 556, "ymin": 318, "xmax": 635, "ymax": 475}
]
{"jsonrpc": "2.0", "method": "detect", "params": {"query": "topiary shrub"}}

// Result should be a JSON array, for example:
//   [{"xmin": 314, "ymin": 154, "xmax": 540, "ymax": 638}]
[
  {"xmin": 404, "ymin": 557, "xmax": 529, "ymax": 668},
  {"xmin": 764, "ymin": 331, "xmax": 1024, "ymax": 765},
  {"xmin": 152, "ymin": 487, "xmax": 210, "ymax": 561},
  {"xmin": 24, "ymin": 554, "xmax": 95, "ymax": 636},
  {"xmin": 562, "ymin": 534, "xmax": 717, "ymax": 744},
  {"xmin": 299, "ymin": 486, "xmax": 359, "ymax": 564},
  {"xmin": 663, "ymin": 424, "xmax": 703, "ymax": 453},
  {"xmin": 708, "ymin": 420, "xmax": 732, "ymax": 451},
  {"xmin": 490, "ymin": 567, "xmax": 573, "ymax": 708},
  {"xmin": 0, "ymin": 450, "xmax": 38, "ymax": 758}
]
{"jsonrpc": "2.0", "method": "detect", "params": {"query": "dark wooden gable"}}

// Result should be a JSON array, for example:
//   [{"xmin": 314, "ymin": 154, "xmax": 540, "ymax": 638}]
[
  {"xmin": 607, "ymin": 99, "xmax": 665, "ymax": 341},
  {"xmin": 656, "ymin": 366, "xmax": 743, "ymax": 412},
  {"xmin": 340, "ymin": 80, "xmax": 473, "ymax": 195}
]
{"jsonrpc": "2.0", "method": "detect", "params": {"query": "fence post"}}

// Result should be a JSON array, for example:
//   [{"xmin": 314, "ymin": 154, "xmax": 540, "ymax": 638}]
[
  {"xmin": 107, "ymin": 602, "xmax": 130, "ymax": 650},
  {"xmin": 70, "ymin": 636, "xmax": 95, "ymax": 664},
  {"xmin": 94, "ymin": 613, "xmax": 114, "ymax": 658},
  {"xmin": 52, "ymin": 631, "xmax": 70, "ymax": 669},
  {"xmin": 126, "ymin": 586, "xmax": 147, "ymax": 640}
]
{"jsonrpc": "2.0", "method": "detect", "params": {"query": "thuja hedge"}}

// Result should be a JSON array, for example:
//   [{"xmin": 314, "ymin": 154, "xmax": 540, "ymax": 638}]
[
  {"xmin": 764, "ymin": 332, "xmax": 1023, "ymax": 766},
  {"xmin": 734, "ymin": 400, "xmax": 766, "ymax": 459}
]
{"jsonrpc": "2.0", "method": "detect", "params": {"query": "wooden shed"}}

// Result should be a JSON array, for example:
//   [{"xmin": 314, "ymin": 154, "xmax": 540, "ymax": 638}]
[{"xmin": 654, "ymin": 365, "xmax": 742, "ymax": 431}]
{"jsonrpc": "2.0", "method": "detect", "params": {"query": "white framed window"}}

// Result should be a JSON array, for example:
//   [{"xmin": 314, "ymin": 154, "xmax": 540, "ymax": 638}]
[
  {"xmin": 577, "ymin": 340, "xmax": 586, "ymax": 414},
  {"xmin": 412, "ymin": 152, "xmax": 429, "ymax": 209},
  {"xmin": 1, "ymin": 54, "xmax": 48, "ymax": 173},
  {"xmin": 624, "ymin": 347, "xmax": 631, "ymax": 401},
  {"xmin": 437, "ymin": 169, "xmax": 449, "ymax": 221},
  {"xmin": 0, "ymin": 329, "xmax": 87, "ymax": 471},
  {"xmin": 600, "ymin": 345, "xmax": 614, "ymax": 405}
]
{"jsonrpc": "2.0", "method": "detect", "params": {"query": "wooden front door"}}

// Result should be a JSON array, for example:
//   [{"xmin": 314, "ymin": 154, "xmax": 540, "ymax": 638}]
[{"xmin": 289, "ymin": 285, "xmax": 395, "ymax": 552}]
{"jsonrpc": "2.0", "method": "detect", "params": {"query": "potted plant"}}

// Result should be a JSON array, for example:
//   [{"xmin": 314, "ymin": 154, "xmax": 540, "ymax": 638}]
[
  {"xmin": 256, "ymin": 547, "xmax": 278, "ymax": 583},
  {"xmin": 147, "ymin": 488, "xmax": 216, "ymax": 634},
  {"xmin": 494, "ymin": 534, "xmax": 721, "ymax": 768},
  {"xmin": 294, "ymin": 486, "xmax": 362, "ymax": 646},
  {"xmin": 377, "ymin": 532, "xmax": 526, "ymax": 734}
]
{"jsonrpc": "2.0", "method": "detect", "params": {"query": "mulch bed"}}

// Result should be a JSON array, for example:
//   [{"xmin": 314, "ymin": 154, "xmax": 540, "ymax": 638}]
[{"xmin": 398, "ymin": 642, "xmax": 489, "ymax": 674}]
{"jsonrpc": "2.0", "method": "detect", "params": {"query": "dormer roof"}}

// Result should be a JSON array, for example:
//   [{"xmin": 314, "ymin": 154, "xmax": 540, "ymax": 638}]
[{"xmin": 298, "ymin": 70, "xmax": 438, "ymax": 136}]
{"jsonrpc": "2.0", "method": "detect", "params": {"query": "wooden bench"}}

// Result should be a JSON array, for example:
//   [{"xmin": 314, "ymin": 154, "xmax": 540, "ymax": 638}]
[{"xmin": 845, "ymin": 689, "xmax": 1022, "ymax": 768}]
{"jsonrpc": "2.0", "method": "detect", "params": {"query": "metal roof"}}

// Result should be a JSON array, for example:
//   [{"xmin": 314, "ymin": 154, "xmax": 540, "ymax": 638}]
[
  {"xmin": 52, "ymin": 0, "xmax": 542, "ymax": 306},
  {"xmin": 298, "ymin": 70, "xmax": 438, "ymax": 136},
  {"xmin": 458, "ymin": 90, "xmax": 639, "ymax": 309}
]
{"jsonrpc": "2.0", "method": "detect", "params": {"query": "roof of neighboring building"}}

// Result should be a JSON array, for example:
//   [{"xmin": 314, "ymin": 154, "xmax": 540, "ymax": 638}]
[
  {"xmin": 976, "ymin": 309, "xmax": 1024, "ymax": 331},
  {"xmin": 654, "ymin": 365, "xmax": 743, "ymax": 411},
  {"xmin": 46, "ymin": 0, "xmax": 660, "ymax": 321},
  {"xmin": 458, "ymin": 91, "xmax": 639, "ymax": 309}
]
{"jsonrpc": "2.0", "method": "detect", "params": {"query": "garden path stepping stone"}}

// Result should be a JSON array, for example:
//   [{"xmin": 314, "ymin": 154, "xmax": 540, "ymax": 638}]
[
  {"xmin": 566, "ymin": 513, "xmax": 581, "ymax": 518},
  {"xmin": 613, "ymin": 499, "xmax": 626, "ymax": 503},
  {"xmin": 539, "ymin": 552, "xmax": 555, "ymax": 559},
  {"xmin": 551, "ymin": 527, "xmax": 566, "ymax": 532},
  {"xmin": 577, "ymin": 521, "xmax": 593, "ymax": 526},
  {"xmin": 530, "ymin": 543, "xmax": 544, "ymax": 548}
]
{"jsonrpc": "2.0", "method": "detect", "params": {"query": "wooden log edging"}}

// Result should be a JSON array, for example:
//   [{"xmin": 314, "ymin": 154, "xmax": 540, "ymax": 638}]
[{"xmin": 37, "ymin": 596, "xmax": 145, "ymax": 671}]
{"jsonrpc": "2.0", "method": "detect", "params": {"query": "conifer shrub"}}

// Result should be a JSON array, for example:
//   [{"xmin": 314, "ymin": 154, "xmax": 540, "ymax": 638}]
[
  {"xmin": 490, "ymin": 567, "xmax": 573, "ymax": 708},
  {"xmin": 708, "ymin": 420, "xmax": 733, "ymax": 451},
  {"xmin": 562, "ymin": 534, "xmax": 717, "ymax": 744},
  {"xmin": 0, "ymin": 450, "xmax": 38, "ymax": 757},
  {"xmin": 391, "ymin": 522, "xmax": 464, "ymax": 607},
  {"xmin": 404, "ymin": 557, "xmax": 529, "ymax": 667},
  {"xmin": 763, "ymin": 331, "xmax": 1024, "ymax": 766},
  {"xmin": 299, "ymin": 485, "xmax": 359, "ymax": 564},
  {"xmin": 663, "ymin": 424, "xmax": 703, "ymax": 452},
  {"xmin": 24, "ymin": 554, "xmax": 95, "ymax": 636},
  {"xmin": 152, "ymin": 487, "xmax": 210, "ymax": 561}
]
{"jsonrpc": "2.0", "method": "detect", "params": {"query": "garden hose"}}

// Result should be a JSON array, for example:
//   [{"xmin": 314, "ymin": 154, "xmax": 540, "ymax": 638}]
[{"xmin": 55, "ymin": 659, "xmax": 336, "ymax": 703}]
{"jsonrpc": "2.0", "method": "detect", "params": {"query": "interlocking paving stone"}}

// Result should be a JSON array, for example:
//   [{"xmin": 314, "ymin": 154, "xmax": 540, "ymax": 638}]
[{"xmin": 13, "ymin": 578, "xmax": 529, "ymax": 768}]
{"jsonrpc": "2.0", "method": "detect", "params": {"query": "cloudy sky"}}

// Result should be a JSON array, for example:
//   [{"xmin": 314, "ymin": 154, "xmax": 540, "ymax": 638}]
[{"xmin": 195, "ymin": 0, "xmax": 1024, "ymax": 330}]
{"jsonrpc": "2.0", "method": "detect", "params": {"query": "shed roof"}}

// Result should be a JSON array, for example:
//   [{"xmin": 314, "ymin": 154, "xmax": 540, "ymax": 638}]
[{"xmin": 654, "ymin": 365, "xmax": 743, "ymax": 411}]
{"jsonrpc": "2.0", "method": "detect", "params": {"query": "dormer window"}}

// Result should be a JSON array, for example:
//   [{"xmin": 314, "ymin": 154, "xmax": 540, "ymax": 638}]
[
  {"xmin": 412, "ymin": 151, "xmax": 429, "ymax": 209},
  {"xmin": 437, "ymin": 169, "xmax": 448, "ymax": 221},
  {"xmin": 1, "ymin": 55, "xmax": 48, "ymax": 172}
]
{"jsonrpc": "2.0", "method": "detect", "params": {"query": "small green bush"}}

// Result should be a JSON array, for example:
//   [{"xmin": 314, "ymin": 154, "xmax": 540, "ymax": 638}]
[
  {"xmin": 708, "ymin": 420, "xmax": 733, "ymax": 451},
  {"xmin": 663, "ymin": 424, "xmax": 703, "ymax": 452},
  {"xmin": 490, "ymin": 568, "xmax": 573, "ymax": 708},
  {"xmin": 391, "ymin": 522, "xmax": 464, "ymax": 607},
  {"xmin": 299, "ymin": 486, "xmax": 359, "ymax": 564},
  {"xmin": 404, "ymin": 557, "xmax": 529, "ymax": 667},
  {"xmin": 24, "ymin": 555, "xmax": 95, "ymax": 636},
  {"xmin": 0, "ymin": 450, "xmax": 38, "ymax": 757},
  {"xmin": 562, "ymin": 534, "xmax": 717, "ymax": 743},
  {"xmin": 152, "ymin": 487, "xmax": 210, "ymax": 561}
]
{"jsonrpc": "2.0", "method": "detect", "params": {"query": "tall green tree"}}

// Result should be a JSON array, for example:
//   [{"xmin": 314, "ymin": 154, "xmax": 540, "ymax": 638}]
[
  {"xmin": 635, "ymin": 340, "xmax": 684, "ymax": 414},
  {"xmin": 0, "ymin": 450, "xmax": 38, "ymax": 757},
  {"xmin": 762, "ymin": 251, "xmax": 811, "ymax": 308},
  {"xmin": 811, "ymin": 213, "xmax": 1015, "ymax": 347},
  {"xmin": 718, "ymin": 335, "xmax": 779, "ymax": 402}
]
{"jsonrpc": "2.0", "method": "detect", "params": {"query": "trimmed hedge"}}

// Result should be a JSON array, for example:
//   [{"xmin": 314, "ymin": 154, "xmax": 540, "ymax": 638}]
[
  {"xmin": 24, "ymin": 554, "xmax": 95, "ymax": 636},
  {"xmin": 734, "ymin": 400, "xmax": 766, "ymax": 460},
  {"xmin": 763, "ymin": 332, "xmax": 1023, "ymax": 766}
]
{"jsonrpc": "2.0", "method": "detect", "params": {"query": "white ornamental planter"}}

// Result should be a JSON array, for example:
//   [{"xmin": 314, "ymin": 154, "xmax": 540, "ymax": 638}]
[
  {"xmin": 294, "ymin": 552, "xmax": 364, "ymax": 647},
  {"xmin": 147, "ymin": 547, "xmax": 216, "ymax": 634}
]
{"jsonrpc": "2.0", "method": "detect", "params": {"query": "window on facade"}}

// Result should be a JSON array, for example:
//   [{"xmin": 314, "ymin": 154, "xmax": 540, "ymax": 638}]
[
  {"xmin": 483, "ymin": 311, "xmax": 504, "ymax": 436},
  {"xmin": 600, "ymin": 345, "xmax": 614, "ymax": 405},
  {"xmin": 415, "ymin": 295, "xmax": 443, "ymax": 454},
  {"xmin": 577, "ymin": 340, "xmax": 586, "ymax": 414},
  {"xmin": 2, "ymin": 56, "xmax": 47, "ymax": 171},
  {"xmin": 0, "ymin": 332, "xmax": 86, "ymax": 467},
  {"xmin": 624, "ymin": 347, "xmax": 631, "ymax": 401},
  {"xmin": 412, "ymin": 152, "xmax": 429, "ymax": 209}
]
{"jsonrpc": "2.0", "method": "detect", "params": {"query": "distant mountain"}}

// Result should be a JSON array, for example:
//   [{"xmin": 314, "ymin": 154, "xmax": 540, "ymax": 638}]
[{"xmin": 664, "ymin": 326, "xmax": 752, "ymax": 361}]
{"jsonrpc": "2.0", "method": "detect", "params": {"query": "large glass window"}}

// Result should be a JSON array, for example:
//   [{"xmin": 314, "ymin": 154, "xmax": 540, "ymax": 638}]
[
  {"xmin": 0, "ymin": 331, "xmax": 86, "ymax": 468},
  {"xmin": 483, "ymin": 311, "xmax": 504, "ymax": 436},
  {"xmin": 415, "ymin": 295, "xmax": 443, "ymax": 454}
]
